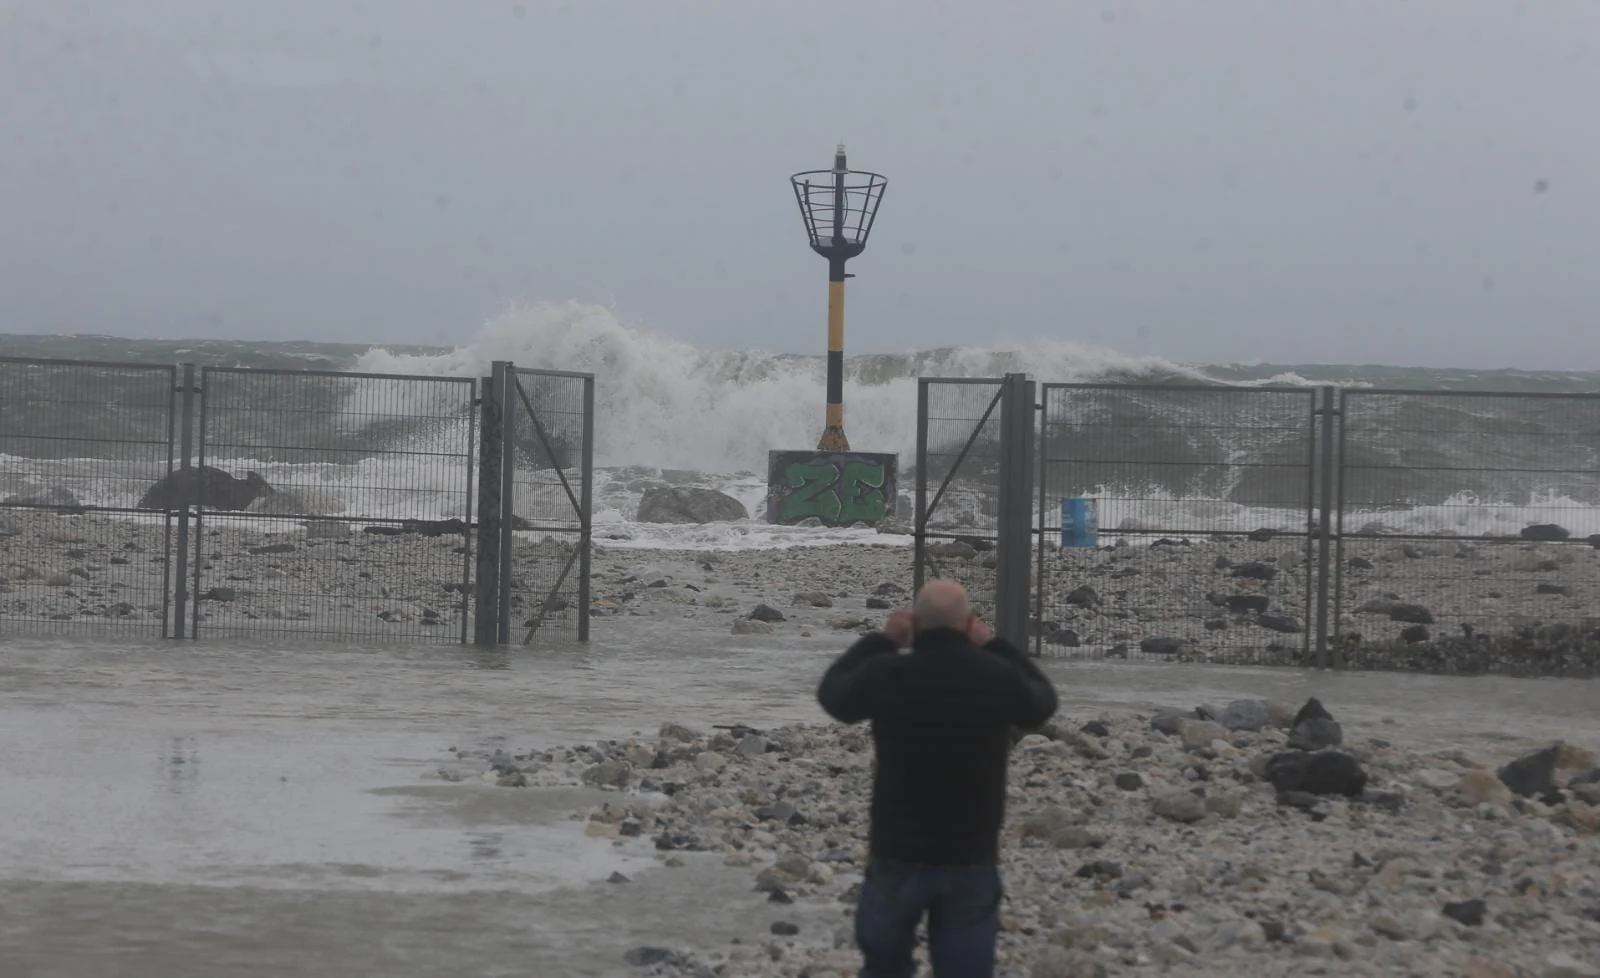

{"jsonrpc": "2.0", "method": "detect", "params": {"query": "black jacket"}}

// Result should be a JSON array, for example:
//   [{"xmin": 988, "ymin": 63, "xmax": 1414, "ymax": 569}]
[{"xmin": 816, "ymin": 627, "xmax": 1059, "ymax": 866}]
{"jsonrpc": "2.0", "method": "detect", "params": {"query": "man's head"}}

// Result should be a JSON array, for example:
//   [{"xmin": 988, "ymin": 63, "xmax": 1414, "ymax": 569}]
[{"xmin": 912, "ymin": 579, "xmax": 973, "ymax": 634}]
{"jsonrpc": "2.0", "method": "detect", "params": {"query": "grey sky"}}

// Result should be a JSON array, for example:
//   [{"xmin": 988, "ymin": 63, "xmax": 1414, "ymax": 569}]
[{"xmin": 1, "ymin": 0, "xmax": 1596, "ymax": 368}]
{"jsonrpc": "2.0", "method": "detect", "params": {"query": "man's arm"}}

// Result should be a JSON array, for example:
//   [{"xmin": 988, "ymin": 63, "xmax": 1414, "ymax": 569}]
[
  {"xmin": 816, "ymin": 632, "xmax": 899, "ymax": 723},
  {"xmin": 982, "ymin": 636, "xmax": 1059, "ymax": 729}
]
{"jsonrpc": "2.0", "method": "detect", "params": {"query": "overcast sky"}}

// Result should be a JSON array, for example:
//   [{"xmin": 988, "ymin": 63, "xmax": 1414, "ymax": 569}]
[{"xmin": 1, "ymin": 0, "xmax": 1596, "ymax": 367}]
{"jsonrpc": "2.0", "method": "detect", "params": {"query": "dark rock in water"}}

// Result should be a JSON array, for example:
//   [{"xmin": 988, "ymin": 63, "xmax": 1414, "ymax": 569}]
[
  {"xmin": 1521, "ymin": 523, "xmax": 1570, "ymax": 541},
  {"xmin": 1140, "ymin": 636, "xmax": 1183, "ymax": 656},
  {"xmin": 1080, "ymin": 720, "xmax": 1111, "ymax": 738},
  {"xmin": 636, "ymin": 486, "xmax": 748, "ymax": 524},
  {"xmin": 607, "ymin": 871, "xmax": 631, "ymax": 884},
  {"xmin": 749, "ymin": 604, "xmax": 786, "ymax": 622},
  {"xmin": 1387, "ymin": 603, "xmax": 1435, "ymax": 624},
  {"xmin": 1247, "ymin": 527, "xmax": 1277, "ymax": 541},
  {"xmin": 138, "ymin": 466, "xmax": 273, "ymax": 511},
  {"xmin": 1224, "ymin": 594, "xmax": 1269, "ymax": 614},
  {"xmin": 1400, "ymin": 624, "xmax": 1431, "ymax": 643},
  {"xmin": 1442, "ymin": 899, "xmax": 1487, "ymax": 927},
  {"xmin": 1230, "ymin": 561, "xmax": 1276, "ymax": 581},
  {"xmin": 1349, "ymin": 556, "xmax": 1375, "ymax": 570},
  {"xmin": 1045, "ymin": 628, "xmax": 1080, "ymax": 648},
  {"xmin": 1497, "ymin": 745, "xmax": 1560, "ymax": 798},
  {"xmin": 1064, "ymin": 585, "xmax": 1100, "ymax": 609},
  {"xmin": 2, "ymin": 487, "xmax": 82, "ymax": 508},
  {"xmin": 1204, "ymin": 618, "xmax": 1228, "ymax": 631},
  {"xmin": 1114, "ymin": 772, "xmax": 1144, "ymax": 791},
  {"xmin": 874, "ymin": 582, "xmax": 905, "ymax": 596},
  {"xmin": 1535, "ymin": 582, "xmax": 1571, "ymax": 596},
  {"xmin": 1213, "ymin": 555, "xmax": 1232, "ymax": 570},
  {"xmin": 203, "ymin": 587, "xmax": 239, "ymax": 603},
  {"xmin": 1266, "ymin": 750, "xmax": 1369, "ymax": 797},
  {"xmin": 865, "ymin": 596, "xmax": 892, "ymax": 610},
  {"xmin": 770, "ymin": 921, "xmax": 799, "ymax": 936}
]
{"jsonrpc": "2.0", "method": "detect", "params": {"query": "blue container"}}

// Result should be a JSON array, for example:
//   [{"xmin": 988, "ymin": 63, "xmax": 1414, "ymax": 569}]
[{"xmin": 1060, "ymin": 497, "xmax": 1099, "ymax": 548}]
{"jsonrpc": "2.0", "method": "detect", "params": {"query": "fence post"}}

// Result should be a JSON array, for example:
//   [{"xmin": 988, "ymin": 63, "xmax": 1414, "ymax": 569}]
[
  {"xmin": 995, "ymin": 373, "xmax": 1035, "ymax": 647},
  {"xmin": 496, "ymin": 363, "xmax": 518, "ymax": 645},
  {"xmin": 474, "ymin": 362, "xmax": 508, "ymax": 645},
  {"xmin": 1033, "ymin": 384, "xmax": 1050, "ymax": 657},
  {"xmin": 912, "ymin": 379, "xmax": 930, "ymax": 595},
  {"xmin": 1314, "ymin": 385, "xmax": 1337, "ymax": 668},
  {"xmin": 577, "ymin": 375, "xmax": 595, "ymax": 642},
  {"xmin": 170, "ymin": 363, "xmax": 197, "ymax": 639}
]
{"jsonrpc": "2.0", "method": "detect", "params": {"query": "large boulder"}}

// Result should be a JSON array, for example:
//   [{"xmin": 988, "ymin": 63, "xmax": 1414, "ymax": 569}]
[
  {"xmin": 636, "ymin": 486, "xmax": 748, "ymax": 524},
  {"xmin": 137, "ymin": 466, "xmax": 274, "ymax": 512}
]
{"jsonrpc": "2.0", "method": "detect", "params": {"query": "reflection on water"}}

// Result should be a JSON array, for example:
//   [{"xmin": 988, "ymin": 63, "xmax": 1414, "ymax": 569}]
[{"xmin": 0, "ymin": 623, "xmax": 1596, "ymax": 976}]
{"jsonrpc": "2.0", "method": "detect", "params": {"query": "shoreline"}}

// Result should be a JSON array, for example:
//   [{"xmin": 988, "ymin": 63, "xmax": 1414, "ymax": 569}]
[{"xmin": 4, "ymin": 509, "xmax": 1600, "ymax": 679}]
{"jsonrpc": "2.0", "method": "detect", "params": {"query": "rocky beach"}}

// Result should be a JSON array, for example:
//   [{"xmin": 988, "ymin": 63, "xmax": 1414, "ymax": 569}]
[
  {"xmin": 451, "ymin": 697, "xmax": 1600, "ymax": 978},
  {"xmin": 4, "ymin": 504, "xmax": 1600, "ymax": 678}
]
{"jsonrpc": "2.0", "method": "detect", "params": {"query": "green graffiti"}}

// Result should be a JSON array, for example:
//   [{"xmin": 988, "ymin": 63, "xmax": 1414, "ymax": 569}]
[
  {"xmin": 782, "ymin": 463, "xmax": 842, "ymax": 522},
  {"xmin": 779, "ymin": 458, "xmax": 889, "ymax": 525},
  {"xmin": 839, "ymin": 459, "xmax": 888, "ymax": 523}
]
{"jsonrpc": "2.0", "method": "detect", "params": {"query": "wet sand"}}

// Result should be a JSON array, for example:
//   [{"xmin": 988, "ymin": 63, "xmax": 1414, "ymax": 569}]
[{"xmin": 2, "ymin": 609, "xmax": 1599, "ymax": 976}]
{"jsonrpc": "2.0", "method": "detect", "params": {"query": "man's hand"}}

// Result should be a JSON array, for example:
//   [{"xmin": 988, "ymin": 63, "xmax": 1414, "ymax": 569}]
[
  {"xmin": 883, "ymin": 608, "xmax": 914, "ymax": 648},
  {"xmin": 967, "ymin": 617, "xmax": 993, "ymax": 646}
]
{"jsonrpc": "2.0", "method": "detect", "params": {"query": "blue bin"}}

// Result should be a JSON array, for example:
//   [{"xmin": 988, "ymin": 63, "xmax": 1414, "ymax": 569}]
[{"xmin": 1060, "ymin": 497, "xmax": 1099, "ymax": 548}]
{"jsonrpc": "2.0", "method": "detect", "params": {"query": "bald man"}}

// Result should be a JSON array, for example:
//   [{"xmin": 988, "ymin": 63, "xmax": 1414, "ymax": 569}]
[{"xmin": 816, "ymin": 579, "xmax": 1058, "ymax": 978}]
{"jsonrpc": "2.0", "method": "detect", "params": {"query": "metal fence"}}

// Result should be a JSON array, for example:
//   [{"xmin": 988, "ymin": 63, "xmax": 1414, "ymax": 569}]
[
  {"xmin": 1332, "ymin": 389, "xmax": 1600, "ymax": 676},
  {"xmin": 187, "ymin": 367, "xmax": 478, "ymax": 641},
  {"xmin": 1034, "ymin": 383, "xmax": 1321, "ymax": 666},
  {"xmin": 0, "ymin": 357, "xmax": 179, "ymax": 636},
  {"xmin": 1, "ymin": 356, "xmax": 593, "ymax": 648}
]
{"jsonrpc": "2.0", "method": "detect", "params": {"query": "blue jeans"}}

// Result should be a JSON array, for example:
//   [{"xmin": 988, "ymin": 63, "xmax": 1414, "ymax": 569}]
[{"xmin": 854, "ymin": 857, "xmax": 1002, "ymax": 978}]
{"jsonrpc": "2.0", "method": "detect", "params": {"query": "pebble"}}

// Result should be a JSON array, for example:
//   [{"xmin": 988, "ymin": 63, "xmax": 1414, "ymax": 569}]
[{"xmin": 456, "ymin": 701, "xmax": 1597, "ymax": 978}]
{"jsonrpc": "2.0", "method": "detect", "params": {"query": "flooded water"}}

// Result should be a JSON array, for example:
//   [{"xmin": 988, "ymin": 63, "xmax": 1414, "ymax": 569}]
[{"xmin": 2, "ymin": 618, "xmax": 1597, "ymax": 976}]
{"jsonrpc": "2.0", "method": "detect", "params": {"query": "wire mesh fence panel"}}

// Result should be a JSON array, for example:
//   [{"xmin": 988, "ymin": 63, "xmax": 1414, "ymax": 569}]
[
  {"xmin": 190, "ymin": 368, "xmax": 477, "ymax": 642},
  {"xmin": 505, "ymin": 368, "xmax": 592, "ymax": 644},
  {"xmin": 0, "ymin": 358, "xmax": 177, "ymax": 635},
  {"xmin": 1035, "ymin": 384, "xmax": 1318, "ymax": 665},
  {"xmin": 914, "ymin": 379, "xmax": 1006, "ymax": 623},
  {"xmin": 1333, "ymin": 390, "xmax": 1600, "ymax": 677}
]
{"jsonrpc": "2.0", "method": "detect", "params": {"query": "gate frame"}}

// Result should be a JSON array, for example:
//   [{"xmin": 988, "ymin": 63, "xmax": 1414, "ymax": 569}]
[
  {"xmin": 474, "ymin": 362, "xmax": 595, "ymax": 647},
  {"xmin": 913, "ymin": 374, "xmax": 1033, "ymax": 646},
  {"xmin": 190, "ymin": 364, "xmax": 479, "ymax": 641}
]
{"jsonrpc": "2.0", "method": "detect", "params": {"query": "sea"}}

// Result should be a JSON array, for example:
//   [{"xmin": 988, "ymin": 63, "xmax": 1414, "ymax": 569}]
[{"xmin": 5, "ymin": 298, "xmax": 1600, "ymax": 548}]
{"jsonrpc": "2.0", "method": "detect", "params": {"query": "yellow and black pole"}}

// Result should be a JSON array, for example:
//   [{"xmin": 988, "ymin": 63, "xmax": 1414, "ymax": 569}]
[{"xmin": 791, "ymin": 144, "xmax": 887, "ymax": 453}]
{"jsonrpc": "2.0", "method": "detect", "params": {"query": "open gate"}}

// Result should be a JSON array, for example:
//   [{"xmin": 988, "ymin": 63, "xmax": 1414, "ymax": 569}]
[
  {"xmin": 474, "ymin": 361, "xmax": 594, "ymax": 646},
  {"xmin": 912, "ymin": 374, "xmax": 1034, "ymax": 646}
]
